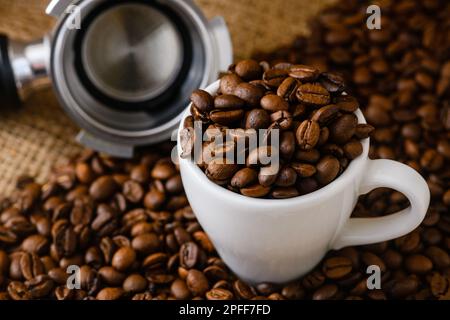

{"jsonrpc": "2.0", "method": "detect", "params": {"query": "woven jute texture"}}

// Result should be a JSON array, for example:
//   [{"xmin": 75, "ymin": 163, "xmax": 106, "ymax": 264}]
[{"xmin": 0, "ymin": 0, "xmax": 333, "ymax": 196}]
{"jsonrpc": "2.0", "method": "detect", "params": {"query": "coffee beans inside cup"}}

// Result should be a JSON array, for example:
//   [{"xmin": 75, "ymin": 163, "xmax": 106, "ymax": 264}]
[{"xmin": 182, "ymin": 60, "xmax": 373, "ymax": 199}]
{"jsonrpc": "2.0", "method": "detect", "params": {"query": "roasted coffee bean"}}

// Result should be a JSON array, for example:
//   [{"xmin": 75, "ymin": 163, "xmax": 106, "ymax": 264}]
[
  {"xmin": 405, "ymin": 254, "xmax": 433, "ymax": 274},
  {"xmin": 233, "ymin": 279, "xmax": 255, "ymax": 299},
  {"xmin": 329, "ymin": 114, "xmax": 357, "ymax": 144},
  {"xmin": 289, "ymin": 65, "xmax": 319, "ymax": 81},
  {"xmin": 112, "ymin": 247, "xmax": 136, "ymax": 272},
  {"xmin": 190, "ymin": 90, "xmax": 214, "ymax": 112},
  {"xmin": 245, "ymin": 109, "xmax": 271, "ymax": 129},
  {"xmin": 291, "ymin": 163, "xmax": 316, "ymax": 177},
  {"xmin": 322, "ymin": 257, "xmax": 352, "ymax": 280},
  {"xmin": 319, "ymin": 72, "xmax": 345, "ymax": 93},
  {"xmin": 97, "ymin": 287, "xmax": 124, "ymax": 300},
  {"xmin": 311, "ymin": 104, "xmax": 339, "ymax": 125},
  {"xmin": 89, "ymin": 176, "xmax": 117, "ymax": 201},
  {"xmin": 316, "ymin": 156, "xmax": 340, "ymax": 185},
  {"xmin": 122, "ymin": 180, "xmax": 144, "ymax": 203},
  {"xmin": 235, "ymin": 59, "xmax": 262, "ymax": 81},
  {"xmin": 271, "ymin": 187, "xmax": 299, "ymax": 199},
  {"xmin": 296, "ymin": 120, "xmax": 320, "ymax": 150},
  {"xmin": 234, "ymin": 82, "xmax": 265, "ymax": 107},
  {"xmin": 220, "ymin": 73, "xmax": 243, "ymax": 95},
  {"xmin": 210, "ymin": 109, "xmax": 244, "ymax": 125},
  {"xmin": 275, "ymin": 166, "xmax": 297, "ymax": 187},
  {"xmin": 206, "ymin": 288, "xmax": 234, "ymax": 300},
  {"xmin": 206, "ymin": 161, "xmax": 239, "ymax": 181},
  {"xmin": 132, "ymin": 233, "xmax": 160, "ymax": 255},
  {"xmin": 179, "ymin": 242, "xmax": 201, "ymax": 269},
  {"xmin": 240, "ymin": 184, "xmax": 271, "ymax": 198},
  {"xmin": 186, "ymin": 269, "xmax": 209, "ymax": 296},
  {"xmin": 281, "ymin": 282, "xmax": 305, "ymax": 300},
  {"xmin": 263, "ymin": 68, "xmax": 289, "ymax": 87},
  {"xmin": 123, "ymin": 274, "xmax": 148, "ymax": 293},
  {"xmin": 260, "ymin": 94, "xmax": 289, "ymax": 112},
  {"xmin": 19, "ymin": 253, "xmax": 44, "ymax": 281},
  {"xmin": 231, "ymin": 168, "xmax": 258, "ymax": 189},
  {"xmin": 214, "ymin": 94, "xmax": 246, "ymax": 110},
  {"xmin": 270, "ymin": 111, "xmax": 293, "ymax": 130},
  {"xmin": 343, "ymin": 140, "xmax": 363, "ymax": 160},
  {"xmin": 312, "ymin": 284, "xmax": 338, "ymax": 300},
  {"xmin": 277, "ymin": 77, "xmax": 299, "ymax": 102},
  {"xmin": 280, "ymin": 131, "xmax": 296, "ymax": 160},
  {"xmin": 296, "ymin": 83, "xmax": 330, "ymax": 106},
  {"xmin": 21, "ymin": 234, "xmax": 49, "ymax": 255}
]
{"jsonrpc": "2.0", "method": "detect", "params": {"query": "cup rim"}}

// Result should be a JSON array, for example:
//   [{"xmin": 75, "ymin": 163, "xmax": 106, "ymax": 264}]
[{"xmin": 177, "ymin": 80, "xmax": 369, "ymax": 207}]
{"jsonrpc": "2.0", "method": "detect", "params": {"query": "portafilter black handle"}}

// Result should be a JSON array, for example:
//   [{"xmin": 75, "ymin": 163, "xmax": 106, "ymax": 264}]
[{"xmin": 0, "ymin": 34, "xmax": 21, "ymax": 108}]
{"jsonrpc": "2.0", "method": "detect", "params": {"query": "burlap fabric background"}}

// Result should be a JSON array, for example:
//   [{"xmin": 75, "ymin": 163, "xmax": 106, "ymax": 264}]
[{"xmin": 0, "ymin": 0, "xmax": 334, "ymax": 196}]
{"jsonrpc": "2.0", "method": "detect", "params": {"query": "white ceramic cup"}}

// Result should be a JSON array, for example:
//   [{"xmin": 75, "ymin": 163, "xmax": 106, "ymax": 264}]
[{"xmin": 177, "ymin": 80, "xmax": 430, "ymax": 284}]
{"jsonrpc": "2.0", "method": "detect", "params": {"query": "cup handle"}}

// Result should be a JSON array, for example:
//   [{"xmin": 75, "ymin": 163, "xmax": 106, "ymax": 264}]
[{"xmin": 331, "ymin": 159, "xmax": 430, "ymax": 250}]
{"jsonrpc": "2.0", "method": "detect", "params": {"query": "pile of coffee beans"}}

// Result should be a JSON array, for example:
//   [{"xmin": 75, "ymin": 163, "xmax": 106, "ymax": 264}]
[
  {"xmin": 0, "ymin": 147, "xmax": 449, "ymax": 300},
  {"xmin": 254, "ymin": 0, "xmax": 450, "ymax": 299},
  {"xmin": 182, "ymin": 60, "xmax": 372, "ymax": 199}
]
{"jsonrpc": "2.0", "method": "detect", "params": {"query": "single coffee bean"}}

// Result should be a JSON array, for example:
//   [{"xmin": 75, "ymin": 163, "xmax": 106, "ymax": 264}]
[
  {"xmin": 296, "ymin": 178, "xmax": 319, "ymax": 195},
  {"xmin": 112, "ymin": 247, "xmax": 136, "ymax": 272},
  {"xmin": 425, "ymin": 246, "xmax": 450, "ymax": 269},
  {"xmin": 334, "ymin": 95, "xmax": 359, "ymax": 113},
  {"xmin": 235, "ymin": 59, "xmax": 262, "ymax": 81},
  {"xmin": 289, "ymin": 65, "xmax": 319, "ymax": 81},
  {"xmin": 258, "ymin": 168, "xmax": 278, "ymax": 187},
  {"xmin": 170, "ymin": 278, "xmax": 191, "ymax": 300},
  {"xmin": 322, "ymin": 257, "xmax": 352, "ymax": 279},
  {"xmin": 132, "ymin": 233, "xmax": 160, "ymax": 255},
  {"xmin": 296, "ymin": 83, "xmax": 330, "ymax": 106},
  {"xmin": 206, "ymin": 288, "xmax": 234, "ymax": 300},
  {"xmin": 277, "ymin": 77, "xmax": 299, "ymax": 102},
  {"xmin": 75, "ymin": 163, "xmax": 94, "ymax": 184},
  {"xmin": 270, "ymin": 110, "xmax": 293, "ymax": 130},
  {"xmin": 319, "ymin": 72, "xmax": 345, "ymax": 93},
  {"xmin": 179, "ymin": 242, "xmax": 201, "ymax": 269},
  {"xmin": 316, "ymin": 156, "xmax": 340, "ymax": 185},
  {"xmin": 240, "ymin": 184, "xmax": 271, "ymax": 198},
  {"xmin": 354, "ymin": 124, "xmax": 374, "ymax": 139},
  {"xmin": 96, "ymin": 287, "xmax": 124, "ymax": 300},
  {"xmin": 245, "ymin": 109, "xmax": 271, "ymax": 129},
  {"xmin": 186, "ymin": 269, "xmax": 209, "ymax": 296},
  {"xmin": 263, "ymin": 68, "xmax": 289, "ymax": 87},
  {"xmin": 190, "ymin": 90, "xmax": 214, "ymax": 112},
  {"xmin": 281, "ymin": 282, "xmax": 305, "ymax": 300},
  {"xmin": 206, "ymin": 160, "xmax": 239, "ymax": 181},
  {"xmin": 21, "ymin": 234, "xmax": 49, "ymax": 255},
  {"xmin": 405, "ymin": 254, "xmax": 433, "ymax": 274},
  {"xmin": 343, "ymin": 140, "xmax": 363, "ymax": 160},
  {"xmin": 210, "ymin": 109, "xmax": 244, "ymax": 125},
  {"xmin": 19, "ymin": 253, "xmax": 44, "ymax": 281},
  {"xmin": 123, "ymin": 274, "xmax": 148, "ymax": 293},
  {"xmin": 233, "ymin": 279, "xmax": 255, "ymax": 299},
  {"xmin": 329, "ymin": 114, "xmax": 358, "ymax": 144},
  {"xmin": 98, "ymin": 266, "xmax": 126, "ymax": 286},
  {"xmin": 220, "ymin": 73, "xmax": 242, "ymax": 95},
  {"xmin": 271, "ymin": 187, "xmax": 299, "ymax": 199},
  {"xmin": 291, "ymin": 163, "xmax": 316, "ymax": 177},
  {"xmin": 280, "ymin": 131, "xmax": 296, "ymax": 160},
  {"xmin": 275, "ymin": 167, "xmax": 297, "ymax": 187},
  {"xmin": 312, "ymin": 284, "xmax": 338, "ymax": 300},
  {"xmin": 234, "ymin": 82, "xmax": 265, "ymax": 107},
  {"xmin": 122, "ymin": 180, "xmax": 144, "ymax": 203},
  {"xmin": 260, "ymin": 94, "xmax": 289, "ymax": 112},
  {"xmin": 231, "ymin": 168, "xmax": 258, "ymax": 189},
  {"xmin": 296, "ymin": 120, "xmax": 320, "ymax": 150},
  {"xmin": 89, "ymin": 176, "xmax": 117, "ymax": 201},
  {"xmin": 311, "ymin": 104, "xmax": 340, "ymax": 125},
  {"xmin": 214, "ymin": 94, "xmax": 246, "ymax": 110}
]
